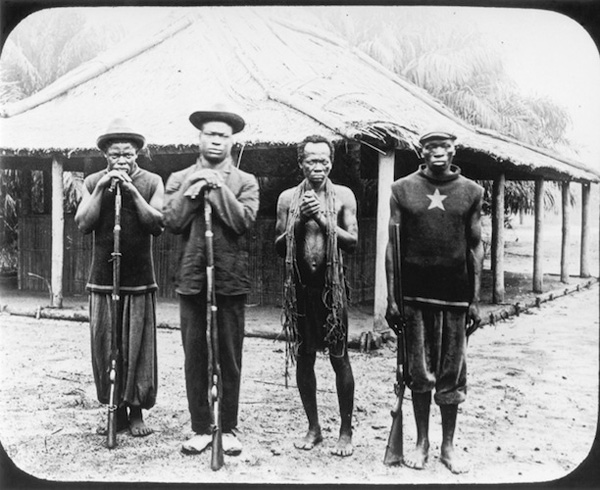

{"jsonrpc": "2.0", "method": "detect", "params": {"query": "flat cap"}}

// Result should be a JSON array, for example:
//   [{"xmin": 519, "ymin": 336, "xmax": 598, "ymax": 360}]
[{"xmin": 419, "ymin": 130, "xmax": 457, "ymax": 145}]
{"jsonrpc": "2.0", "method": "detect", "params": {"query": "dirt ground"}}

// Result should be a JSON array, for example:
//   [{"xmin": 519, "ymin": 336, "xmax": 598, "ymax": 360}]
[
  {"xmin": 1, "ymin": 200, "xmax": 599, "ymax": 487},
  {"xmin": 0, "ymin": 282, "xmax": 598, "ymax": 486}
]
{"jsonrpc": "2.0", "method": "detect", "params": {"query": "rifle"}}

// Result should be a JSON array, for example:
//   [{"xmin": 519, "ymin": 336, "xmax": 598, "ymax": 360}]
[
  {"xmin": 107, "ymin": 181, "xmax": 122, "ymax": 449},
  {"xmin": 383, "ymin": 223, "xmax": 409, "ymax": 466},
  {"xmin": 204, "ymin": 198, "xmax": 224, "ymax": 471}
]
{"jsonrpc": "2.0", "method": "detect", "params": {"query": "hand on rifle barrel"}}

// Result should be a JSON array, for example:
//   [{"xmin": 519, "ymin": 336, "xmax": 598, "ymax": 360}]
[
  {"xmin": 385, "ymin": 301, "xmax": 402, "ymax": 336},
  {"xmin": 466, "ymin": 303, "xmax": 482, "ymax": 338},
  {"xmin": 99, "ymin": 170, "xmax": 132, "ymax": 192},
  {"xmin": 184, "ymin": 180, "xmax": 207, "ymax": 200},
  {"xmin": 185, "ymin": 169, "xmax": 224, "ymax": 200}
]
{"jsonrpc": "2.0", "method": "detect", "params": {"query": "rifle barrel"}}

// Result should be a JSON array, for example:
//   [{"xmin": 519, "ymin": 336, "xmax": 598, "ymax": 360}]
[
  {"xmin": 107, "ymin": 182, "xmax": 122, "ymax": 449},
  {"xmin": 205, "ymin": 198, "xmax": 224, "ymax": 471},
  {"xmin": 383, "ymin": 223, "xmax": 405, "ymax": 465}
]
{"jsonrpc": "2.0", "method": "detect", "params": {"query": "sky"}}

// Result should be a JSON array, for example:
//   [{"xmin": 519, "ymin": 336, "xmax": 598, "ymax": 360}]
[
  {"xmin": 459, "ymin": 7, "xmax": 600, "ymax": 163},
  {"xmin": 6, "ymin": 5, "xmax": 600, "ymax": 167}
]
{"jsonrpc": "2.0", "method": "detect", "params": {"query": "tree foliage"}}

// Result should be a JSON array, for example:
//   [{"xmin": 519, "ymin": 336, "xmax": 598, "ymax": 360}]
[
  {"xmin": 321, "ymin": 7, "xmax": 571, "ymax": 151},
  {"xmin": 320, "ymin": 7, "xmax": 570, "ymax": 212},
  {"xmin": 0, "ymin": 9, "xmax": 125, "ymax": 104}
]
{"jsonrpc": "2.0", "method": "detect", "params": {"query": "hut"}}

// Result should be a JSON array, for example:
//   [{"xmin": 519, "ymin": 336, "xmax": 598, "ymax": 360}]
[{"xmin": 1, "ymin": 7, "xmax": 598, "ymax": 329}]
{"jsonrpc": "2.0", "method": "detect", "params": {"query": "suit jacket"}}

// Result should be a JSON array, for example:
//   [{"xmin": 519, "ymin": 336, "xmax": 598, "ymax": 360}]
[{"xmin": 163, "ymin": 159, "xmax": 259, "ymax": 296}]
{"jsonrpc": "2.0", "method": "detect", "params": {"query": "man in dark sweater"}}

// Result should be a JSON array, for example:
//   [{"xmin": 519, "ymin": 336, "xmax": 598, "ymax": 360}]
[
  {"xmin": 75, "ymin": 118, "xmax": 164, "ymax": 438},
  {"xmin": 385, "ymin": 130, "xmax": 483, "ymax": 474}
]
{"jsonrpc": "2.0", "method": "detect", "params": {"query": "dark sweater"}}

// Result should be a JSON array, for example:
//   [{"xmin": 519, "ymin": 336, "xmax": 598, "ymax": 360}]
[
  {"xmin": 391, "ymin": 164, "xmax": 483, "ymax": 307},
  {"xmin": 85, "ymin": 166, "xmax": 161, "ymax": 293}
]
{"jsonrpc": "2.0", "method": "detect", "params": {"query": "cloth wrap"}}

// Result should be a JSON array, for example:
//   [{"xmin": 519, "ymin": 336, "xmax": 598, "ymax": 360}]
[{"xmin": 281, "ymin": 178, "xmax": 346, "ymax": 385}]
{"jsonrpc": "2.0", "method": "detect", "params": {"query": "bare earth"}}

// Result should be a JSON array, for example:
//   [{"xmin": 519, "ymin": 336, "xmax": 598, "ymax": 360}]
[{"xmin": 0, "ymin": 282, "xmax": 597, "ymax": 486}]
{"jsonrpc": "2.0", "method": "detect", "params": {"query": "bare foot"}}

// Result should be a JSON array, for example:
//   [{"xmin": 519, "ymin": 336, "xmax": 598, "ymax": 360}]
[
  {"xmin": 331, "ymin": 431, "xmax": 353, "ymax": 457},
  {"xmin": 96, "ymin": 406, "xmax": 128, "ymax": 435},
  {"xmin": 441, "ymin": 445, "xmax": 470, "ymax": 474},
  {"xmin": 294, "ymin": 428, "xmax": 323, "ymax": 450},
  {"xmin": 129, "ymin": 408, "xmax": 153, "ymax": 437},
  {"xmin": 403, "ymin": 441, "xmax": 429, "ymax": 470}
]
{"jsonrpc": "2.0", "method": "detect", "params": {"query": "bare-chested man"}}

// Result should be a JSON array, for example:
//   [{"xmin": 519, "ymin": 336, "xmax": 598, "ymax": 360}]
[{"xmin": 275, "ymin": 134, "xmax": 358, "ymax": 457}]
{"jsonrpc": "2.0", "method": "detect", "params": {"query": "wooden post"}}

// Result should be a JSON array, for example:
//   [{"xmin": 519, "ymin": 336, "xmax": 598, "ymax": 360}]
[
  {"xmin": 533, "ymin": 178, "xmax": 544, "ymax": 293},
  {"xmin": 491, "ymin": 173, "xmax": 505, "ymax": 303},
  {"xmin": 374, "ymin": 150, "xmax": 395, "ymax": 331},
  {"xmin": 560, "ymin": 181, "xmax": 571, "ymax": 283},
  {"xmin": 580, "ymin": 182, "xmax": 591, "ymax": 278},
  {"xmin": 51, "ymin": 157, "xmax": 64, "ymax": 308}
]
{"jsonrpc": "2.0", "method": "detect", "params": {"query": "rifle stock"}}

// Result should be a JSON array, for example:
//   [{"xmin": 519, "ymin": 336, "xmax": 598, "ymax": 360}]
[
  {"xmin": 383, "ymin": 223, "xmax": 408, "ymax": 466},
  {"xmin": 107, "ymin": 183, "xmax": 122, "ymax": 449},
  {"xmin": 205, "ymin": 199, "xmax": 224, "ymax": 471}
]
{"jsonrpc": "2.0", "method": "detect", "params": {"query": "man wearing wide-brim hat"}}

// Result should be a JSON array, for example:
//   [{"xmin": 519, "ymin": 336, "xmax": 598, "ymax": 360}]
[
  {"xmin": 385, "ymin": 129, "xmax": 483, "ymax": 474},
  {"xmin": 163, "ymin": 103, "xmax": 259, "ymax": 457},
  {"xmin": 75, "ymin": 117, "xmax": 164, "ymax": 441}
]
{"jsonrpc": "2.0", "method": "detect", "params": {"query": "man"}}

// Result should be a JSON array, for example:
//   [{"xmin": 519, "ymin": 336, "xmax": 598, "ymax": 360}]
[
  {"xmin": 163, "ymin": 103, "xmax": 259, "ymax": 456},
  {"xmin": 385, "ymin": 130, "xmax": 483, "ymax": 474},
  {"xmin": 275, "ymin": 135, "xmax": 358, "ymax": 457},
  {"xmin": 75, "ymin": 117, "xmax": 164, "ymax": 438}
]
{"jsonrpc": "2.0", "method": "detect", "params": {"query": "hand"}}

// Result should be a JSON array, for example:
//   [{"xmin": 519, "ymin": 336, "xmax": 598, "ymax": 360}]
[
  {"xmin": 385, "ymin": 301, "xmax": 401, "ymax": 336},
  {"xmin": 188, "ymin": 169, "xmax": 223, "ymax": 189},
  {"xmin": 466, "ymin": 302, "xmax": 482, "ymax": 337},
  {"xmin": 184, "ymin": 181, "xmax": 207, "ymax": 200},
  {"xmin": 467, "ymin": 302, "xmax": 481, "ymax": 326},
  {"xmin": 98, "ymin": 170, "xmax": 132, "ymax": 190},
  {"xmin": 300, "ymin": 190, "xmax": 321, "ymax": 219}
]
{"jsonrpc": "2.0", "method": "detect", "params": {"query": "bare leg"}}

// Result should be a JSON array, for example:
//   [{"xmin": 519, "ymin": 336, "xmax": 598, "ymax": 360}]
[
  {"xmin": 294, "ymin": 353, "xmax": 323, "ymax": 450},
  {"xmin": 129, "ymin": 406, "xmax": 154, "ymax": 437},
  {"xmin": 330, "ymin": 353, "xmax": 354, "ymax": 457},
  {"xmin": 403, "ymin": 391, "xmax": 431, "ymax": 469},
  {"xmin": 440, "ymin": 404, "xmax": 469, "ymax": 474},
  {"xmin": 96, "ymin": 405, "xmax": 128, "ymax": 435}
]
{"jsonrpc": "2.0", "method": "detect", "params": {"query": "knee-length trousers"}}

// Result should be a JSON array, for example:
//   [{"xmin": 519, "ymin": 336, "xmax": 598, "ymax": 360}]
[{"xmin": 404, "ymin": 302, "xmax": 467, "ymax": 405}]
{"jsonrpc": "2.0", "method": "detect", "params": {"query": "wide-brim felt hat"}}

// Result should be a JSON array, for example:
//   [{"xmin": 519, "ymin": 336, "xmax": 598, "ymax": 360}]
[
  {"xmin": 189, "ymin": 102, "xmax": 245, "ymax": 134},
  {"xmin": 97, "ymin": 117, "xmax": 146, "ymax": 151},
  {"xmin": 419, "ymin": 130, "xmax": 457, "ymax": 145}
]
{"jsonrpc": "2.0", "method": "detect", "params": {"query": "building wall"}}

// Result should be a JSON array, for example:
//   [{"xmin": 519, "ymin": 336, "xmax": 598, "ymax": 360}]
[{"xmin": 19, "ymin": 215, "xmax": 376, "ymax": 306}]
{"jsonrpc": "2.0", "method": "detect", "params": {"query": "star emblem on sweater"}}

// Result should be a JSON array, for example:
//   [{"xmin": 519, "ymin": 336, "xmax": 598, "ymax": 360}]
[{"xmin": 426, "ymin": 188, "xmax": 447, "ymax": 211}]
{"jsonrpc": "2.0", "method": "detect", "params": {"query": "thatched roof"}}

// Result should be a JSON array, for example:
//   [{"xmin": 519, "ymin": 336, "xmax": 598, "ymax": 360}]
[{"xmin": 0, "ymin": 7, "xmax": 598, "ymax": 182}]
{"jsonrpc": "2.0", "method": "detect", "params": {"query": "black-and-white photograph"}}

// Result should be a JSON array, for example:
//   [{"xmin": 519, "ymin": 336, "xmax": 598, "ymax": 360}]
[{"xmin": 0, "ymin": 3, "xmax": 598, "ymax": 486}]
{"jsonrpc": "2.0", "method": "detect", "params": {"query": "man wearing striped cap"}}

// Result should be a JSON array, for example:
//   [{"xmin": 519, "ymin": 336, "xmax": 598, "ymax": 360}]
[{"xmin": 385, "ymin": 130, "xmax": 483, "ymax": 473}]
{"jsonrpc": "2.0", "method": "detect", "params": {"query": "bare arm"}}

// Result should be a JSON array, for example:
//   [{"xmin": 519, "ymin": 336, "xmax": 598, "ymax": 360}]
[
  {"xmin": 385, "ymin": 193, "xmax": 402, "ymax": 316},
  {"xmin": 75, "ymin": 171, "xmax": 120, "ymax": 234},
  {"xmin": 274, "ymin": 190, "xmax": 293, "ymax": 258},
  {"xmin": 334, "ymin": 186, "xmax": 358, "ymax": 254},
  {"xmin": 466, "ymin": 190, "xmax": 484, "ymax": 323},
  {"xmin": 126, "ymin": 177, "xmax": 164, "ymax": 236}
]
